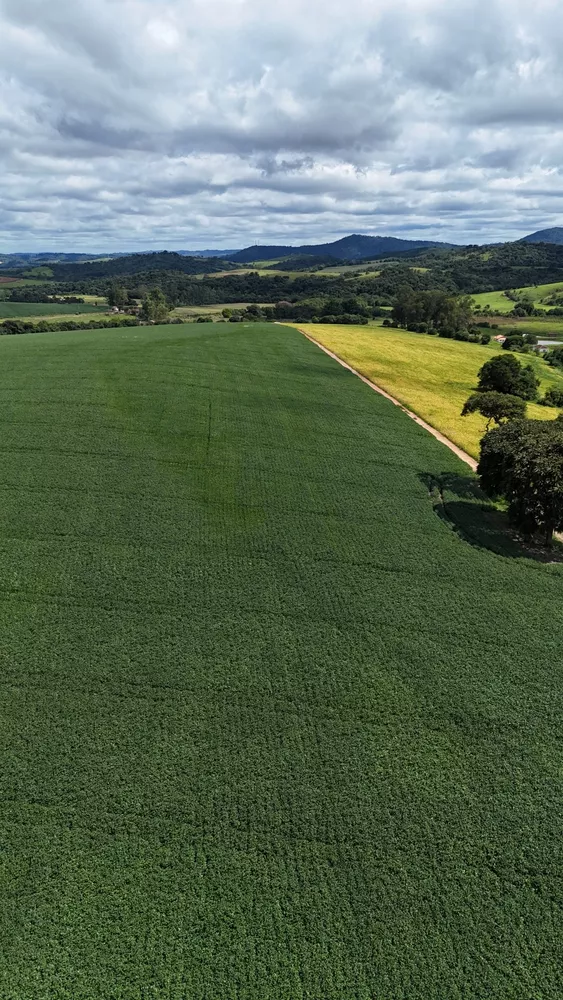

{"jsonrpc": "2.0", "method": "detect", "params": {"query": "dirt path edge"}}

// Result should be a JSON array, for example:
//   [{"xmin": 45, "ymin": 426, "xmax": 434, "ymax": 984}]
[{"xmin": 296, "ymin": 327, "xmax": 478, "ymax": 472}]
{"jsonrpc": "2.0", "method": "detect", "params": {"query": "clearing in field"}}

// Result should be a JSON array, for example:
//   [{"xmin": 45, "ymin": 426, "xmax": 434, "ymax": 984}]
[
  {"xmin": 0, "ymin": 322, "xmax": 560, "ymax": 999},
  {"xmin": 171, "ymin": 302, "xmax": 269, "ymax": 318},
  {"xmin": 472, "ymin": 289, "xmax": 514, "ymax": 312},
  {"xmin": 296, "ymin": 323, "xmax": 563, "ymax": 457}
]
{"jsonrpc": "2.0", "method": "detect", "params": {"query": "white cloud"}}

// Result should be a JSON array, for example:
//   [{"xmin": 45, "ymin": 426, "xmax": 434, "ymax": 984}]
[{"xmin": 0, "ymin": 0, "xmax": 562, "ymax": 249}]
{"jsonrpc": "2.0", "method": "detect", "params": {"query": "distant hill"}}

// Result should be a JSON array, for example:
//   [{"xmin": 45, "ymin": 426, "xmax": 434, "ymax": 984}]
[
  {"xmin": 520, "ymin": 227, "xmax": 563, "ymax": 245},
  {"xmin": 178, "ymin": 249, "xmax": 242, "ymax": 258},
  {"xmin": 231, "ymin": 234, "xmax": 456, "ymax": 263},
  {"xmin": 0, "ymin": 252, "xmax": 122, "ymax": 269},
  {"xmin": 0, "ymin": 249, "xmax": 241, "ymax": 269},
  {"xmin": 45, "ymin": 252, "xmax": 237, "ymax": 281}
]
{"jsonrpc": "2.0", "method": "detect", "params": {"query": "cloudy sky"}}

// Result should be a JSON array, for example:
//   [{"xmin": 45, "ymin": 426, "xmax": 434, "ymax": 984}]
[{"xmin": 1, "ymin": 0, "xmax": 562, "ymax": 252}]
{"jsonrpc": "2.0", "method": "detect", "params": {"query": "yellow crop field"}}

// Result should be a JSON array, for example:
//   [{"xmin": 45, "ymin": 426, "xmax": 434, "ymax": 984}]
[{"xmin": 294, "ymin": 324, "xmax": 562, "ymax": 458}]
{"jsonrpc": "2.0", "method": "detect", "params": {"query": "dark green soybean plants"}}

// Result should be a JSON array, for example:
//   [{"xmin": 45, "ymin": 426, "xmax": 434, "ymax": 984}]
[{"xmin": 0, "ymin": 322, "xmax": 560, "ymax": 1000}]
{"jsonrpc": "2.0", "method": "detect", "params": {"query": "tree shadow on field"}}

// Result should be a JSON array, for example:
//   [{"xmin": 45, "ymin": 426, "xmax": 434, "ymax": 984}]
[{"xmin": 420, "ymin": 471, "xmax": 563, "ymax": 563}]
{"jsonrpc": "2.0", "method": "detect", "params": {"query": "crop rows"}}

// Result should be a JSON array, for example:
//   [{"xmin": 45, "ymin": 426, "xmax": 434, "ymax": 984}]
[{"xmin": 0, "ymin": 323, "xmax": 561, "ymax": 999}]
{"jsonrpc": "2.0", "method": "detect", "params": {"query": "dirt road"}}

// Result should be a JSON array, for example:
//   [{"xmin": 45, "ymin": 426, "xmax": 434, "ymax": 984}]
[{"xmin": 297, "ymin": 327, "xmax": 478, "ymax": 472}]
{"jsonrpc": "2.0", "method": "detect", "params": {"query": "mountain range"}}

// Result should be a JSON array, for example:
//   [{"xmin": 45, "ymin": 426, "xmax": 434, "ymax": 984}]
[
  {"xmin": 2, "ymin": 229, "xmax": 563, "ymax": 270},
  {"xmin": 229, "ymin": 234, "xmax": 457, "ymax": 263}
]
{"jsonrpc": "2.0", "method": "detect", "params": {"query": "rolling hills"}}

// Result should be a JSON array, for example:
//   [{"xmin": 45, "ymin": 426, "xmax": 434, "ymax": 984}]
[{"xmin": 231, "ymin": 234, "xmax": 456, "ymax": 263}]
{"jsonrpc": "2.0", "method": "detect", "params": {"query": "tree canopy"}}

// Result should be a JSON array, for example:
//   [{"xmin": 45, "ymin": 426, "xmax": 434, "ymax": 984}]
[
  {"xmin": 461, "ymin": 391, "xmax": 526, "ymax": 428},
  {"xmin": 392, "ymin": 288, "xmax": 473, "ymax": 334},
  {"xmin": 545, "ymin": 346, "xmax": 563, "ymax": 370},
  {"xmin": 476, "ymin": 353, "xmax": 539, "ymax": 401},
  {"xmin": 478, "ymin": 419, "xmax": 563, "ymax": 545},
  {"xmin": 543, "ymin": 387, "xmax": 563, "ymax": 407},
  {"xmin": 107, "ymin": 284, "xmax": 129, "ymax": 309},
  {"xmin": 140, "ymin": 288, "xmax": 170, "ymax": 324}
]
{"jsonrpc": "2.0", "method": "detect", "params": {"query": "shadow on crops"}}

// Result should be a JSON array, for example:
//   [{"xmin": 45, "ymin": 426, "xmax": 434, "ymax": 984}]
[{"xmin": 420, "ymin": 471, "xmax": 563, "ymax": 562}]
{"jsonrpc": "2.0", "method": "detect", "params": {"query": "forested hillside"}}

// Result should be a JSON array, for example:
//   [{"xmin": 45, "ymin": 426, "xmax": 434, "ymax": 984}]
[
  {"xmin": 39, "ymin": 252, "xmax": 235, "ymax": 280},
  {"xmin": 424, "ymin": 241, "xmax": 563, "ymax": 291},
  {"xmin": 6, "ymin": 240, "xmax": 563, "ymax": 322}
]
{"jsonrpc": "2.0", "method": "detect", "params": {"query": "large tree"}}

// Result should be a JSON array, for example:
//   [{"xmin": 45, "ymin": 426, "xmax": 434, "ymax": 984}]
[
  {"xmin": 476, "ymin": 353, "xmax": 539, "ymax": 401},
  {"xmin": 478, "ymin": 419, "xmax": 563, "ymax": 545},
  {"xmin": 140, "ymin": 288, "xmax": 170, "ymax": 323},
  {"xmin": 461, "ymin": 391, "xmax": 526, "ymax": 429},
  {"xmin": 107, "ymin": 283, "xmax": 129, "ymax": 309},
  {"xmin": 545, "ymin": 346, "xmax": 563, "ymax": 370}
]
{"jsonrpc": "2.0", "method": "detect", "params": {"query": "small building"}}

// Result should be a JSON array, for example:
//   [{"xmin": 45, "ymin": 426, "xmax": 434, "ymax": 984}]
[{"xmin": 537, "ymin": 340, "xmax": 563, "ymax": 353}]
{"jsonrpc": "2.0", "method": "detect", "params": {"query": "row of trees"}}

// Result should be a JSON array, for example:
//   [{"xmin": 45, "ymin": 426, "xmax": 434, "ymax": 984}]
[
  {"xmin": 108, "ymin": 285, "xmax": 385, "ymax": 325},
  {"xmin": 461, "ymin": 353, "xmax": 563, "ymax": 544},
  {"xmin": 0, "ymin": 317, "xmax": 139, "ymax": 335},
  {"xmin": 6, "ymin": 289, "xmax": 85, "ymax": 304},
  {"xmin": 391, "ymin": 287, "xmax": 475, "ymax": 336}
]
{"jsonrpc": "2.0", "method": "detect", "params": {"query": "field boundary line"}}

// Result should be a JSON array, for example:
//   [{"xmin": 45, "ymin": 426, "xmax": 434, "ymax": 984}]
[{"xmin": 294, "ymin": 327, "xmax": 478, "ymax": 472}]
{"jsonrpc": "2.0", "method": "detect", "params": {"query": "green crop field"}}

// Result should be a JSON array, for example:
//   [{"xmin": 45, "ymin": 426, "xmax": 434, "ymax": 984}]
[
  {"xmin": 296, "ymin": 323, "xmax": 562, "ymax": 457},
  {"xmin": 0, "ymin": 322, "xmax": 561, "ymax": 999},
  {"xmin": 0, "ymin": 301, "xmax": 105, "ymax": 319}
]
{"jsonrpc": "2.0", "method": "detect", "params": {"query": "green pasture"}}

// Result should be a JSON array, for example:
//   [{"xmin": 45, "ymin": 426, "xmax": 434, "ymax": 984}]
[
  {"xmin": 81, "ymin": 294, "xmax": 108, "ymax": 305},
  {"xmin": 473, "ymin": 281, "xmax": 563, "ymax": 314},
  {"xmin": 172, "ymin": 303, "xmax": 269, "ymax": 318},
  {"xmin": 316, "ymin": 262, "xmax": 386, "ymax": 276},
  {"xmin": 472, "ymin": 289, "xmax": 514, "ymax": 312},
  {"xmin": 317, "ymin": 263, "xmax": 371, "ymax": 275},
  {"xmin": 246, "ymin": 258, "xmax": 286, "ymax": 267},
  {"xmin": 518, "ymin": 280, "xmax": 563, "ymax": 302},
  {"xmin": 197, "ymin": 267, "xmax": 264, "ymax": 279},
  {"xmin": 0, "ymin": 322, "xmax": 560, "ymax": 998}
]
